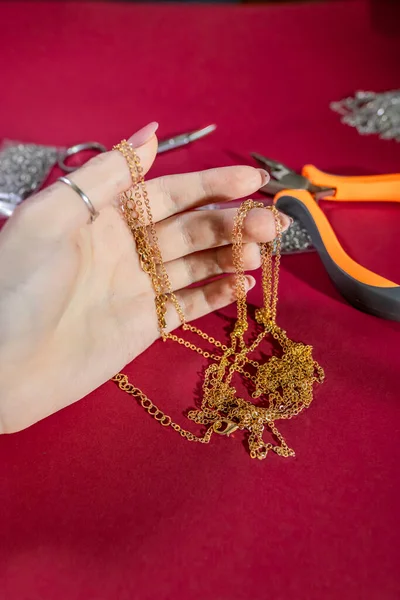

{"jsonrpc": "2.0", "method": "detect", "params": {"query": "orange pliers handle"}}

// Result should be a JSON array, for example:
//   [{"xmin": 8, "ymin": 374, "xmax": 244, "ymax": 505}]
[
  {"xmin": 302, "ymin": 165, "xmax": 400, "ymax": 202},
  {"xmin": 274, "ymin": 189, "xmax": 400, "ymax": 321}
]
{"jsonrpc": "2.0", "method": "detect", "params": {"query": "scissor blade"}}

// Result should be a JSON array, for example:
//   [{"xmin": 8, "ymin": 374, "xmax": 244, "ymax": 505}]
[
  {"xmin": 157, "ymin": 124, "xmax": 216, "ymax": 154},
  {"xmin": 188, "ymin": 124, "xmax": 217, "ymax": 142}
]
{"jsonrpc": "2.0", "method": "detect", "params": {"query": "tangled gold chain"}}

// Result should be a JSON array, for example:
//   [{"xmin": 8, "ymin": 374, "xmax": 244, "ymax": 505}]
[{"xmin": 111, "ymin": 140, "xmax": 324, "ymax": 460}]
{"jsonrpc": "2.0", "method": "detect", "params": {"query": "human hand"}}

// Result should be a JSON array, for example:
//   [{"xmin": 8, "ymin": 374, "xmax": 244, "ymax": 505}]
[{"xmin": 0, "ymin": 122, "xmax": 291, "ymax": 433}]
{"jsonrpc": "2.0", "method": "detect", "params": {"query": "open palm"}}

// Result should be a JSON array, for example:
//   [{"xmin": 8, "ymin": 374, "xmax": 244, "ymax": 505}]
[{"xmin": 0, "ymin": 124, "xmax": 290, "ymax": 433}]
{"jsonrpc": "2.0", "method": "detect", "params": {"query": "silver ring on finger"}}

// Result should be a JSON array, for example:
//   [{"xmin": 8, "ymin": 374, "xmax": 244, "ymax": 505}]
[{"xmin": 58, "ymin": 176, "xmax": 99, "ymax": 224}]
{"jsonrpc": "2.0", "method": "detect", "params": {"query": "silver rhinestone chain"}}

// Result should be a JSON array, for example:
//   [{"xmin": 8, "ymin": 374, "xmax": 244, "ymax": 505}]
[{"xmin": 331, "ymin": 90, "xmax": 400, "ymax": 142}]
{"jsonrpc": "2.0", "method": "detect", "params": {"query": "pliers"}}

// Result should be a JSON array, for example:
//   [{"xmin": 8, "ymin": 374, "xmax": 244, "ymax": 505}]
[{"xmin": 252, "ymin": 153, "xmax": 400, "ymax": 322}]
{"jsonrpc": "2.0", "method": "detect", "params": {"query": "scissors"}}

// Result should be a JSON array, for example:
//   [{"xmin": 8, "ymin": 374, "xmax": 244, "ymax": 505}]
[
  {"xmin": 58, "ymin": 124, "xmax": 217, "ymax": 172},
  {"xmin": 252, "ymin": 153, "xmax": 400, "ymax": 322}
]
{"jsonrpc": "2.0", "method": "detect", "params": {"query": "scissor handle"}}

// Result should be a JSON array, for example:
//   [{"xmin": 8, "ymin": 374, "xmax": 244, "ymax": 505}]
[
  {"xmin": 58, "ymin": 142, "xmax": 107, "ymax": 173},
  {"xmin": 302, "ymin": 164, "xmax": 400, "ymax": 202},
  {"xmin": 274, "ymin": 189, "xmax": 400, "ymax": 321}
]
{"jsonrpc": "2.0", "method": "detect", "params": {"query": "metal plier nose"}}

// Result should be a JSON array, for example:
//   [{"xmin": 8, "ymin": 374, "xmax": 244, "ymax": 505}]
[{"xmin": 251, "ymin": 153, "xmax": 334, "ymax": 200}]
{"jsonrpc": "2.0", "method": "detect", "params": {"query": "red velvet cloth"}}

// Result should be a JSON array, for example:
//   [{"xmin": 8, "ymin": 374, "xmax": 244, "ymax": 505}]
[{"xmin": 1, "ymin": 2, "xmax": 400, "ymax": 598}]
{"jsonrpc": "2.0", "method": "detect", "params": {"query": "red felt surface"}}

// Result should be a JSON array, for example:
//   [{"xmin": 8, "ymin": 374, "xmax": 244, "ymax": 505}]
[{"xmin": 1, "ymin": 1, "xmax": 400, "ymax": 599}]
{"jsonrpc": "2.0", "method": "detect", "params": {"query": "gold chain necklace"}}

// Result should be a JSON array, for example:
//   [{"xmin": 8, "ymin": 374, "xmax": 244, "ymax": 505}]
[{"xmin": 111, "ymin": 140, "xmax": 324, "ymax": 459}]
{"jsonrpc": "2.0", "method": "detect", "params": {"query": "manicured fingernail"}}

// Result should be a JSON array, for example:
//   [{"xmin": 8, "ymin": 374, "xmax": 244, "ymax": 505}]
[
  {"xmin": 128, "ymin": 122, "xmax": 159, "ymax": 148},
  {"xmin": 279, "ymin": 211, "xmax": 293, "ymax": 231},
  {"xmin": 258, "ymin": 169, "xmax": 270, "ymax": 187},
  {"xmin": 245, "ymin": 275, "xmax": 256, "ymax": 290}
]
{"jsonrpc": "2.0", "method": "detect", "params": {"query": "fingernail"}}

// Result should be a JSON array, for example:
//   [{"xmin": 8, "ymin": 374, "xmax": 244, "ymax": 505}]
[
  {"xmin": 128, "ymin": 122, "xmax": 159, "ymax": 148},
  {"xmin": 245, "ymin": 275, "xmax": 256, "ymax": 290},
  {"xmin": 278, "ymin": 211, "xmax": 293, "ymax": 231},
  {"xmin": 257, "ymin": 169, "xmax": 270, "ymax": 187}
]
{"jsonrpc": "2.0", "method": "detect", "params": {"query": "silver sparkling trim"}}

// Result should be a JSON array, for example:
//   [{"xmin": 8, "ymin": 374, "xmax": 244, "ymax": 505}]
[{"xmin": 331, "ymin": 90, "xmax": 400, "ymax": 141}]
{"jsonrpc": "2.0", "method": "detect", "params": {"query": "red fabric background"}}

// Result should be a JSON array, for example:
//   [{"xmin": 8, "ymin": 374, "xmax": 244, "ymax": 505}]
[{"xmin": 1, "ymin": 2, "xmax": 399, "ymax": 599}]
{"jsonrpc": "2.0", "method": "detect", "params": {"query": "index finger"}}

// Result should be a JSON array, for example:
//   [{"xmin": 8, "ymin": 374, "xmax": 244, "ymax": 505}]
[{"xmin": 145, "ymin": 165, "xmax": 269, "ymax": 223}]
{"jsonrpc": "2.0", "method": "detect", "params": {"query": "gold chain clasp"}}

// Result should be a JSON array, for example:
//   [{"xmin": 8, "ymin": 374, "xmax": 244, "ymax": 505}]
[{"xmin": 213, "ymin": 420, "xmax": 239, "ymax": 436}]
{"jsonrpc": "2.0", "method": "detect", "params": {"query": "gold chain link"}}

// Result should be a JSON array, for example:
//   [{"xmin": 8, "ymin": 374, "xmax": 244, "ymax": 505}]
[
  {"xmin": 112, "ymin": 373, "xmax": 213, "ymax": 443},
  {"xmin": 111, "ymin": 142, "xmax": 325, "ymax": 459}
]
